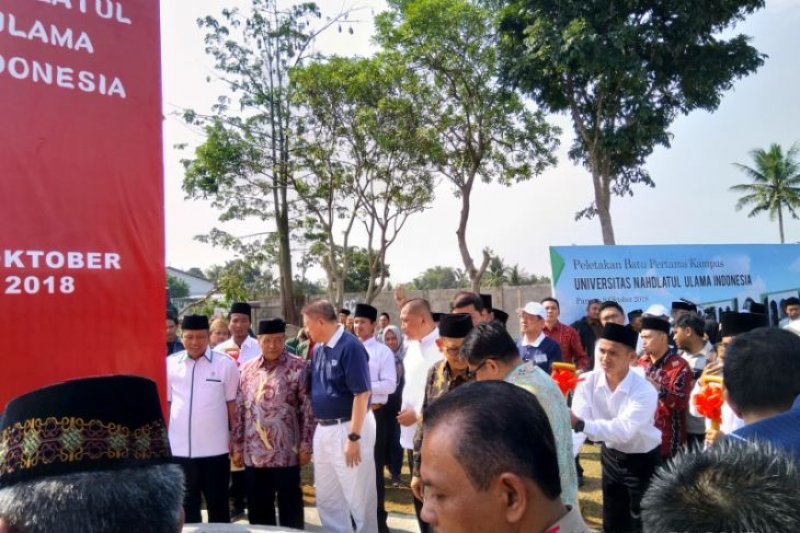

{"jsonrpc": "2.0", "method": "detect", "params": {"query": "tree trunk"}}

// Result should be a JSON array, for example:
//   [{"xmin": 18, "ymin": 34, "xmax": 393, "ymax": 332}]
[
  {"xmin": 597, "ymin": 204, "xmax": 616, "ymax": 245},
  {"xmin": 276, "ymin": 192, "xmax": 296, "ymax": 324},
  {"xmin": 455, "ymin": 183, "xmax": 491, "ymax": 293},
  {"xmin": 594, "ymin": 169, "xmax": 616, "ymax": 245},
  {"xmin": 778, "ymin": 204, "xmax": 785, "ymax": 244}
]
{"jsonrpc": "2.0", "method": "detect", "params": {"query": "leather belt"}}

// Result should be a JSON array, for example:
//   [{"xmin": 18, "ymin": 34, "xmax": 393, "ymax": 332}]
[
  {"xmin": 317, "ymin": 416, "xmax": 351, "ymax": 427},
  {"xmin": 370, "ymin": 403, "xmax": 385, "ymax": 411}
]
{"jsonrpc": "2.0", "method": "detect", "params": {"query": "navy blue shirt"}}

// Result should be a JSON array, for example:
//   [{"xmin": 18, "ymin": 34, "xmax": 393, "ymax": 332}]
[
  {"xmin": 516, "ymin": 334, "xmax": 562, "ymax": 374},
  {"xmin": 729, "ymin": 394, "xmax": 800, "ymax": 464},
  {"xmin": 311, "ymin": 326, "xmax": 371, "ymax": 420},
  {"xmin": 167, "ymin": 340, "xmax": 184, "ymax": 357}
]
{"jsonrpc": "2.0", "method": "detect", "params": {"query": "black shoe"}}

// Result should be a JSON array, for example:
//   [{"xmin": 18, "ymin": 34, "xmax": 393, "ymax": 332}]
[{"xmin": 230, "ymin": 506, "xmax": 245, "ymax": 522}]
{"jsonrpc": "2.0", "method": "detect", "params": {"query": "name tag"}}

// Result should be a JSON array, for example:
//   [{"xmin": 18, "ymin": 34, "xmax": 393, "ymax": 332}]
[
  {"xmin": 533, "ymin": 353, "xmax": 548, "ymax": 364},
  {"xmin": 205, "ymin": 378, "xmax": 222, "ymax": 383}
]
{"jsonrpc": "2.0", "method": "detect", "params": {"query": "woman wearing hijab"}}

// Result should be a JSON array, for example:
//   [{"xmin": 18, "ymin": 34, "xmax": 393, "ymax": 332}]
[{"xmin": 383, "ymin": 325, "xmax": 406, "ymax": 486}]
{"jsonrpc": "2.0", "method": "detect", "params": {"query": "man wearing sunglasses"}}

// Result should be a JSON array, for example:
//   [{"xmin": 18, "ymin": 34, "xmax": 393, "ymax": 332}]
[{"xmin": 461, "ymin": 321, "xmax": 578, "ymax": 508}]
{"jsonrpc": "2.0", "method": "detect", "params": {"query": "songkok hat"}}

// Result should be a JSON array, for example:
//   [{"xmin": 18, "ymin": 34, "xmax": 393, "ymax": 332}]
[
  {"xmin": 438, "ymin": 313, "xmax": 473, "ymax": 339},
  {"xmin": 627, "ymin": 309, "xmax": 643, "ymax": 321},
  {"xmin": 480, "ymin": 294, "xmax": 493, "ymax": 312},
  {"xmin": 258, "ymin": 318, "xmax": 286, "ymax": 335},
  {"xmin": 432, "ymin": 312, "xmax": 443, "ymax": 323},
  {"xmin": 181, "ymin": 314, "xmax": 209, "ymax": 330},
  {"xmin": 748, "ymin": 302, "xmax": 767, "ymax": 315},
  {"xmin": 339, "ymin": 308, "xmax": 351, "ymax": 316},
  {"xmin": 0, "ymin": 376, "xmax": 171, "ymax": 489},
  {"xmin": 644, "ymin": 304, "xmax": 670, "ymax": 318},
  {"xmin": 493, "ymin": 309, "xmax": 509, "ymax": 326},
  {"xmin": 720, "ymin": 312, "xmax": 768, "ymax": 338},
  {"xmin": 641, "ymin": 316, "xmax": 670, "ymax": 334},
  {"xmin": 354, "ymin": 303, "xmax": 378, "ymax": 322},
  {"xmin": 518, "ymin": 301, "xmax": 546, "ymax": 319},
  {"xmin": 672, "ymin": 301, "xmax": 697, "ymax": 313},
  {"xmin": 601, "ymin": 323, "xmax": 639, "ymax": 350},
  {"xmin": 229, "ymin": 302, "xmax": 252, "ymax": 318}
]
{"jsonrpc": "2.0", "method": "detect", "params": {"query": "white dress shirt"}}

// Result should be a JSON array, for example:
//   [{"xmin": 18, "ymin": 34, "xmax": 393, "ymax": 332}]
[
  {"xmin": 167, "ymin": 347, "xmax": 239, "ymax": 458},
  {"xmin": 572, "ymin": 369, "xmax": 661, "ymax": 454},
  {"xmin": 362, "ymin": 337, "xmax": 397, "ymax": 405},
  {"xmin": 682, "ymin": 342, "xmax": 714, "ymax": 435},
  {"xmin": 400, "ymin": 327, "xmax": 441, "ymax": 449},
  {"xmin": 216, "ymin": 335, "xmax": 261, "ymax": 366}
]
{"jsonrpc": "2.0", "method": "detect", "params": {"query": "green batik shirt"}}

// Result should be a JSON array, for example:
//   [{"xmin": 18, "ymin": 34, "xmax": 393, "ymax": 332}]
[
  {"xmin": 505, "ymin": 361, "xmax": 579, "ymax": 507},
  {"xmin": 413, "ymin": 359, "xmax": 473, "ymax": 476}
]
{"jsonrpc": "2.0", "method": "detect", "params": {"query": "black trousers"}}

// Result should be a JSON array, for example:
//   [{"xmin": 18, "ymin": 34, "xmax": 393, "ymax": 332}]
[
  {"xmin": 230, "ymin": 469, "xmax": 246, "ymax": 511},
  {"xmin": 408, "ymin": 449, "xmax": 430, "ymax": 533},
  {"xmin": 601, "ymin": 446, "xmax": 659, "ymax": 533},
  {"xmin": 176, "ymin": 454, "xmax": 231, "ymax": 523},
  {"xmin": 245, "ymin": 465, "xmax": 304, "ymax": 529},
  {"xmin": 373, "ymin": 406, "xmax": 390, "ymax": 532},
  {"xmin": 386, "ymin": 387, "xmax": 404, "ymax": 478}
]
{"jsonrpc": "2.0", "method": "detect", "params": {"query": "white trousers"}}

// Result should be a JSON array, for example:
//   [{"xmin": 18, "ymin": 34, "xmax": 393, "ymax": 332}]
[{"xmin": 313, "ymin": 411, "xmax": 378, "ymax": 533}]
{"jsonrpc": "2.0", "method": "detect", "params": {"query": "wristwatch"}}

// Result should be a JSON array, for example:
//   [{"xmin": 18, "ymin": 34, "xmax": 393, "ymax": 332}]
[
  {"xmin": 347, "ymin": 432, "xmax": 361, "ymax": 442},
  {"xmin": 574, "ymin": 419, "xmax": 585, "ymax": 433}
]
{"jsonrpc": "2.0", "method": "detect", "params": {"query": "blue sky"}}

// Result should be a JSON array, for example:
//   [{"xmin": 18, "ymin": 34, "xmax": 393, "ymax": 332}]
[{"xmin": 161, "ymin": 0, "xmax": 800, "ymax": 283}]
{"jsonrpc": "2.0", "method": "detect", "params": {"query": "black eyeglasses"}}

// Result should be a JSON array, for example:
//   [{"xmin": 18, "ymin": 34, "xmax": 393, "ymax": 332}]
[{"xmin": 469, "ymin": 358, "xmax": 496, "ymax": 375}]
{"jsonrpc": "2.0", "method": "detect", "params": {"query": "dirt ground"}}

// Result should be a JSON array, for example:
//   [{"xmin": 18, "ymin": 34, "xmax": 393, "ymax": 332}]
[{"xmin": 301, "ymin": 443, "xmax": 604, "ymax": 530}]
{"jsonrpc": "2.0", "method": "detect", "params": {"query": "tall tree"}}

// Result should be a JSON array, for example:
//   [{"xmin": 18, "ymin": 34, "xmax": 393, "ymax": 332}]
[
  {"xmin": 496, "ymin": 0, "xmax": 766, "ymax": 244},
  {"xmin": 167, "ymin": 273, "xmax": 191, "ymax": 300},
  {"xmin": 344, "ymin": 247, "xmax": 390, "ymax": 294},
  {"xmin": 409, "ymin": 266, "xmax": 469, "ymax": 290},
  {"xmin": 507, "ymin": 264, "xmax": 529, "ymax": 286},
  {"xmin": 375, "ymin": 0, "xmax": 559, "ymax": 292},
  {"xmin": 292, "ymin": 55, "xmax": 436, "ymax": 305},
  {"xmin": 731, "ymin": 144, "xmax": 800, "ymax": 243},
  {"xmin": 180, "ymin": 1, "xmax": 350, "ymax": 323}
]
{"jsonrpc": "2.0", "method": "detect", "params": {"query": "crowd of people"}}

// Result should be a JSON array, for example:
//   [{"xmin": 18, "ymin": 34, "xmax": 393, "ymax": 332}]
[{"xmin": 1, "ymin": 291, "xmax": 799, "ymax": 533}]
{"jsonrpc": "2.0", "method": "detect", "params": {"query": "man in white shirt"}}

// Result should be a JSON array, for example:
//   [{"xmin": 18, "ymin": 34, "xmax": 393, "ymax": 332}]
[
  {"xmin": 167, "ymin": 314, "xmax": 239, "ymax": 523},
  {"xmin": 353, "ymin": 303, "xmax": 397, "ymax": 533},
  {"xmin": 674, "ymin": 313, "xmax": 714, "ymax": 448},
  {"xmin": 214, "ymin": 301, "xmax": 260, "ymax": 517},
  {"xmin": 572, "ymin": 323, "xmax": 660, "ymax": 533},
  {"xmin": 216, "ymin": 302, "xmax": 261, "ymax": 366},
  {"xmin": 397, "ymin": 298, "xmax": 441, "ymax": 532}
]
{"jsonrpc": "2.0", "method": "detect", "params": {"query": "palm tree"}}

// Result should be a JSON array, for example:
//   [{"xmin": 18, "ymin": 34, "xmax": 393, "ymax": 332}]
[
  {"xmin": 508, "ymin": 264, "xmax": 529, "ymax": 286},
  {"xmin": 731, "ymin": 143, "xmax": 800, "ymax": 243},
  {"xmin": 483, "ymin": 256, "xmax": 510, "ymax": 288}
]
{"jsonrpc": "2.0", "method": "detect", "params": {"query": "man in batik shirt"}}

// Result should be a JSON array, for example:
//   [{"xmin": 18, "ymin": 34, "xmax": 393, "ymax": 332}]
[
  {"xmin": 409, "ymin": 313, "xmax": 473, "ymax": 533},
  {"xmin": 462, "ymin": 321, "xmax": 579, "ymax": 508},
  {"xmin": 638, "ymin": 316, "xmax": 692, "ymax": 458},
  {"xmin": 231, "ymin": 318, "xmax": 314, "ymax": 528},
  {"xmin": 410, "ymin": 313, "xmax": 474, "ymax": 524}
]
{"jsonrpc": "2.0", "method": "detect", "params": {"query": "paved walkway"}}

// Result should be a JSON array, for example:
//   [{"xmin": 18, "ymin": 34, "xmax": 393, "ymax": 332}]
[{"xmin": 189, "ymin": 507, "xmax": 419, "ymax": 532}]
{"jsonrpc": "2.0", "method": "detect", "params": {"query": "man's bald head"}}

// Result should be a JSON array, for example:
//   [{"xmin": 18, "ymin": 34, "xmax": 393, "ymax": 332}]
[
  {"xmin": 404, "ymin": 298, "xmax": 433, "ymax": 318},
  {"xmin": 401, "ymin": 298, "xmax": 435, "ymax": 340}
]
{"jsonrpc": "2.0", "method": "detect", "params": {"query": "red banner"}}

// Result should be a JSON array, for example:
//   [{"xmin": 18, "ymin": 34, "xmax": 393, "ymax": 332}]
[{"xmin": 0, "ymin": 1, "xmax": 165, "ymax": 410}]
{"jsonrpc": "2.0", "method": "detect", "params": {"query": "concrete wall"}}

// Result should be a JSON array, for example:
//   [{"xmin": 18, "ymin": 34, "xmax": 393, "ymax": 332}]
[{"xmin": 253, "ymin": 284, "xmax": 553, "ymax": 340}]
